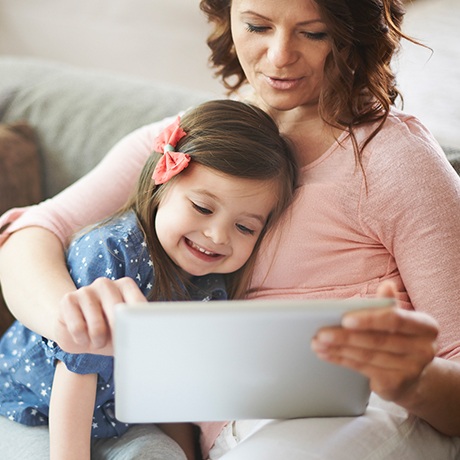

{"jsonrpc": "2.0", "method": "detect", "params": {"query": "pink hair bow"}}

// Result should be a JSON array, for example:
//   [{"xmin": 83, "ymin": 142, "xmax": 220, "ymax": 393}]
[{"xmin": 152, "ymin": 116, "xmax": 190, "ymax": 185}]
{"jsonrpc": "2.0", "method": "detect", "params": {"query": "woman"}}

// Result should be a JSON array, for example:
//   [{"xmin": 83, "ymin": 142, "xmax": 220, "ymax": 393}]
[{"xmin": 1, "ymin": 0, "xmax": 459, "ymax": 459}]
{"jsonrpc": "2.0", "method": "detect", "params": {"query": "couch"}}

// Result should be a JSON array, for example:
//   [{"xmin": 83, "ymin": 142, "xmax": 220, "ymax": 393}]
[
  {"xmin": 0, "ymin": 56, "xmax": 215, "ymax": 336},
  {"xmin": 0, "ymin": 55, "xmax": 459, "ymax": 459}
]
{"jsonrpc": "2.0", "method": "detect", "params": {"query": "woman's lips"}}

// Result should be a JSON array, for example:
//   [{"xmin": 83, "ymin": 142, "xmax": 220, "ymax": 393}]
[{"xmin": 264, "ymin": 75, "xmax": 304, "ymax": 90}]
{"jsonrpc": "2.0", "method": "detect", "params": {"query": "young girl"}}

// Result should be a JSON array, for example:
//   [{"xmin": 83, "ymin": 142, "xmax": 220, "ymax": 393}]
[{"xmin": 0, "ymin": 100, "xmax": 297, "ymax": 460}]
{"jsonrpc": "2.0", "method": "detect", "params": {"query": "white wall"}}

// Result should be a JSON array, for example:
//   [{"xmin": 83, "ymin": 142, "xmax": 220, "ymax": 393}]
[
  {"xmin": 0, "ymin": 0, "xmax": 458, "ymax": 147},
  {"xmin": 395, "ymin": 0, "xmax": 460, "ymax": 149},
  {"xmin": 0, "ymin": 0, "xmax": 225, "ymax": 96}
]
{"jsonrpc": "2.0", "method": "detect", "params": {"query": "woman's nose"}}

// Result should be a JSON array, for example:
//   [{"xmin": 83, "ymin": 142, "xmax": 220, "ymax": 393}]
[{"xmin": 267, "ymin": 32, "xmax": 298, "ymax": 68}]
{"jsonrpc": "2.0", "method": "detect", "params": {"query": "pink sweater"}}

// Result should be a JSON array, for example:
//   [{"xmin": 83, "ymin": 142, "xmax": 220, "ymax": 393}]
[{"xmin": 1, "ymin": 109, "xmax": 460, "ymax": 457}]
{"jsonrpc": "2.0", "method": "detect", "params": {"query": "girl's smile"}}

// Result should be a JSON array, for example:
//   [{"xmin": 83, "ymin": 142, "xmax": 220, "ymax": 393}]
[
  {"xmin": 184, "ymin": 237, "xmax": 225, "ymax": 260},
  {"xmin": 155, "ymin": 163, "xmax": 278, "ymax": 277}
]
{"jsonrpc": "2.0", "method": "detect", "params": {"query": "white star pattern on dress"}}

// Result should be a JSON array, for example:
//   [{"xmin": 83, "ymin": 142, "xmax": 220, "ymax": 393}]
[{"xmin": 0, "ymin": 212, "xmax": 206, "ymax": 438}]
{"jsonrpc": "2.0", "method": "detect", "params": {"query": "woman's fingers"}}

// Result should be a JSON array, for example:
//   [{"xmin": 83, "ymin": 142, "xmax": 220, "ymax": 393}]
[
  {"xmin": 311, "ymin": 301, "xmax": 440, "ymax": 402},
  {"xmin": 313, "ymin": 324, "xmax": 437, "ymax": 358},
  {"xmin": 341, "ymin": 306, "xmax": 439, "ymax": 337}
]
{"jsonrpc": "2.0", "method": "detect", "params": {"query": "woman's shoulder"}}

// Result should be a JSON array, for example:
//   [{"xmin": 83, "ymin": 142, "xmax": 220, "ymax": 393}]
[
  {"xmin": 358, "ymin": 108, "xmax": 460, "ymax": 212},
  {"xmin": 383, "ymin": 108, "xmax": 439, "ymax": 142},
  {"xmin": 362, "ymin": 108, "xmax": 449, "ymax": 174}
]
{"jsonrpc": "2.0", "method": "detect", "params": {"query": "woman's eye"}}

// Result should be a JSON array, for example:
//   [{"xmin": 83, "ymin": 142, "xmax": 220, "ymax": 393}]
[
  {"xmin": 302, "ymin": 31, "xmax": 328, "ymax": 41},
  {"xmin": 192, "ymin": 203, "xmax": 212, "ymax": 215},
  {"xmin": 245, "ymin": 23, "xmax": 269, "ymax": 34},
  {"xmin": 236, "ymin": 223, "xmax": 255, "ymax": 236}
]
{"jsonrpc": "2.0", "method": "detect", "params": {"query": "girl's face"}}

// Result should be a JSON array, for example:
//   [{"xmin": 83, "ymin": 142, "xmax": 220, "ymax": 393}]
[
  {"xmin": 231, "ymin": 0, "xmax": 331, "ymax": 114},
  {"xmin": 155, "ymin": 163, "xmax": 278, "ymax": 277}
]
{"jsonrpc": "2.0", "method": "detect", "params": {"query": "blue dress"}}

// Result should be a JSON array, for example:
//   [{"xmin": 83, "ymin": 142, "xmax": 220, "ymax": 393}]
[{"xmin": 0, "ymin": 211, "xmax": 227, "ymax": 437}]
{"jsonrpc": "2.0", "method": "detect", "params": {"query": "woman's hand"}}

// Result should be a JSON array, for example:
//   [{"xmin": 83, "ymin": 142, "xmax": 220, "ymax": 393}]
[
  {"xmin": 311, "ymin": 281, "xmax": 439, "ymax": 404},
  {"xmin": 55, "ymin": 277, "xmax": 147, "ymax": 354}
]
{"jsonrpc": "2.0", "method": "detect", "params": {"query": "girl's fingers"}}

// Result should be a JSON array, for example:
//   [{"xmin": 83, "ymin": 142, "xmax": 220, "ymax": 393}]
[
  {"xmin": 59, "ymin": 292, "xmax": 93, "ymax": 346},
  {"xmin": 58, "ymin": 277, "xmax": 147, "ymax": 350},
  {"xmin": 60, "ymin": 286, "xmax": 110, "ymax": 348}
]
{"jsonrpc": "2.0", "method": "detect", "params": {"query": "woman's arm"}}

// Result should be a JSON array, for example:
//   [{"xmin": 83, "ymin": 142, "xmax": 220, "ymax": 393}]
[
  {"xmin": 0, "ymin": 227, "xmax": 147, "ymax": 353},
  {"xmin": 0, "ymin": 120, "xmax": 171, "ymax": 349},
  {"xmin": 49, "ymin": 360, "xmax": 98, "ymax": 460},
  {"xmin": 0, "ymin": 227, "xmax": 74, "ymax": 338},
  {"xmin": 313, "ymin": 122, "xmax": 460, "ymax": 435}
]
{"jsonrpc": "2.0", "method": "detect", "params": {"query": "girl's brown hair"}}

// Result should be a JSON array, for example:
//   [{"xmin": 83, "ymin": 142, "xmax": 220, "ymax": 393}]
[
  {"xmin": 199, "ymin": 0, "xmax": 414, "ymax": 163},
  {"xmin": 117, "ymin": 99, "xmax": 297, "ymax": 301}
]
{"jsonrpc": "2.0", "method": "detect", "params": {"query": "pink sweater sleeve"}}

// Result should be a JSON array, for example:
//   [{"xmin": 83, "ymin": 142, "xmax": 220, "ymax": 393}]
[
  {"xmin": 361, "ymin": 115, "xmax": 460, "ymax": 359},
  {"xmin": 0, "ymin": 115, "xmax": 177, "ymax": 247}
]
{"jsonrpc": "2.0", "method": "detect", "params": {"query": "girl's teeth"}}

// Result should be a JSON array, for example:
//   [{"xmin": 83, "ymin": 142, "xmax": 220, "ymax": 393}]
[{"xmin": 191, "ymin": 241, "xmax": 214, "ymax": 256}]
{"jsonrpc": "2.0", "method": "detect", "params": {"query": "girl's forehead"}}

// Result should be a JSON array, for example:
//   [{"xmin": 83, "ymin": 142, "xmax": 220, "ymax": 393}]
[{"xmin": 186, "ymin": 163, "xmax": 277, "ymax": 196}]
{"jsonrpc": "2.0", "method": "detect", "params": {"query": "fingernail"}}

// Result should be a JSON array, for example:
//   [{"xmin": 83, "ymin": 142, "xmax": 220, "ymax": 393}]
[
  {"xmin": 342, "ymin": 316, "xmax": 359, "ymax": 328},
  {"xmin": 317, "ymin": 331, "xmax": 334, "ymax": 343}
]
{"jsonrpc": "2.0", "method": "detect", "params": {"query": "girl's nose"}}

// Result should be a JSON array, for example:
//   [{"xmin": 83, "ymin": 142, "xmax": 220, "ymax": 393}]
[
  {"xmin": 204, "ymin": 224, "xmax": 230, "ymax": 246},
  {"xmin": 267, "ymin": 32, "xmax": 298, "ymax": 69}
]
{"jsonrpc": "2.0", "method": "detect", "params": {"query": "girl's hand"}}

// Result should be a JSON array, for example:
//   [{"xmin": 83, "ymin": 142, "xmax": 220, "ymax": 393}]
[
  {"xmin": 311, "ymin": 281, "xmax": 439, "ymax": 403},
  {"xmin": 55, "ymin": 277, "xmax": 147, "ymax": 354}
]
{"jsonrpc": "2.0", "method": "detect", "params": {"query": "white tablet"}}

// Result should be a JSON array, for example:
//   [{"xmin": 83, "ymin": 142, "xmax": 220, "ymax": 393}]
[{"xmin": 114, "ymin": 297, "xmax": 394, "ymax": 423}]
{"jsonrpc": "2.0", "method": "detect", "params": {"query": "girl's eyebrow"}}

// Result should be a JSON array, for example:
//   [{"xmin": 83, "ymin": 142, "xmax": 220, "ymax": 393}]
[
  {"xmin": 240, "ymin": 10, "xmax": 324, "ymax": 27},
  {"xmin": 194, "ymin": 189, "xmax": 267, "ymax": 225}
]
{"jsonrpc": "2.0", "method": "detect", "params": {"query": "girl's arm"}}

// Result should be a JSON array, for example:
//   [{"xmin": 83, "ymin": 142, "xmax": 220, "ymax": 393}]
[{"xmin": 49, "ymin": 361, "xmax": 98, "ymax": 460}]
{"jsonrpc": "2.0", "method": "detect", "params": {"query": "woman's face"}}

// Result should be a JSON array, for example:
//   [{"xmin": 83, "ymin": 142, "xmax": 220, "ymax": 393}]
[{"xmin": 230, "ymin": 0, "xmax": 332, "ymax": 114}]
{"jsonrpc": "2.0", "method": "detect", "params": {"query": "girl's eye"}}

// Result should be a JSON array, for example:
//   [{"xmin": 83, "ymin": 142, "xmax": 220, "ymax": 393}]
[
  {"xmin": 302, "ymin": 31, "xmax": 328, "ymax": 41},
  {"xmin": 236, "ymin": 223, "xmax": 256, "ymax": 236},
  {"xmin": 245, "ymin": 23, "xmax": 269, "ymax": 34},
  {"xmin": 192, "ymin": 203, "xmax": 212, "ymax": 215}
]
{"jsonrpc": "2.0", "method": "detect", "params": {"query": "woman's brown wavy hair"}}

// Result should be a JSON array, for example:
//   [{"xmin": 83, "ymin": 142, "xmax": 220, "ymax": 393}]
[
  {"xmin": 115, "ymin": 99, "xmax": 297, "ymax": 301},
  {"xmin": 199, "ymin": 0, "xmax": 418, "ymax": 163}
]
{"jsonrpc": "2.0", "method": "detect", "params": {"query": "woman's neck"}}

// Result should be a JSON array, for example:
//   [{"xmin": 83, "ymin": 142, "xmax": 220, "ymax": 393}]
[
  {"xmin": 248, "ymin": 96, "xmax": 343, "ymax": 167},
  {"xmin": 274, "ymin": 109, "xmax": 343, "ymax": 168}
]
